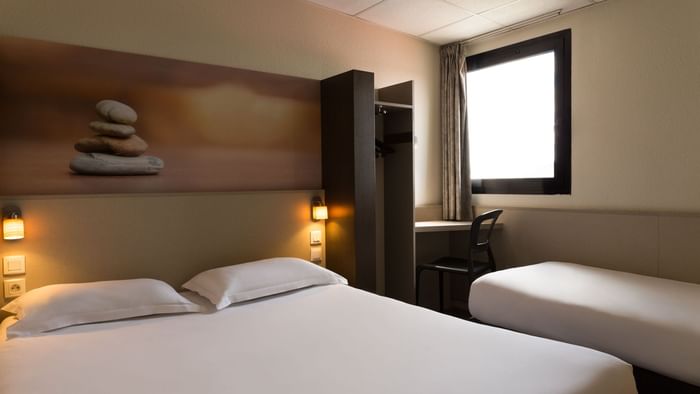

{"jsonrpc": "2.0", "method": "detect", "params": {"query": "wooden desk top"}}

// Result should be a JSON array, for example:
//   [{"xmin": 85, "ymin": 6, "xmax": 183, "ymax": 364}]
[{"xmin": 414, "ymin": 220, "xmax": 503, "ymax": 233}]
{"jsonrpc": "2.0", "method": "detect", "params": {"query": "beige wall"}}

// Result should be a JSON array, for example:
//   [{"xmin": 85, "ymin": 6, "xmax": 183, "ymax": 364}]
[
  {"xmin": 0, "ymin": 0, "xmax": 441, "ymax": 206},
  {"xmin": 468, "ymin": 0, "xmax": 700, "ymax": 213}
]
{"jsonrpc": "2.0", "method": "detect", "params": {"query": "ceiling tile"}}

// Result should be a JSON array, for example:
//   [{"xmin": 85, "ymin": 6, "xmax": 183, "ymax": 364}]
[
  {"xmin": 445, "ymin": 0, "xmax": 518, "ymax": 14},
  {"xmin": 421, "ymin": 15, "xmax": 501, "ymax": 44},
  {"xmin": 558, "ymin": 0, "xmax": 598, "ymax": 12},
  {"xmin": 357, "ymin": 0, "xmax": 473, "ymax": 36},
  {"xmin": 306, "ymin": 0, "xmax": 383, "ymax": 15},
  {"xmin": 482, "ymin": 0, "xmax": 592, "ymax": 26}
]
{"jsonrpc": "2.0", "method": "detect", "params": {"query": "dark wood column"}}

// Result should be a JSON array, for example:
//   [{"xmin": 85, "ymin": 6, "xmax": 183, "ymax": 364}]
[{"xmin": 321, "ymin": 70, "xmax": 376, "ymax": 292}]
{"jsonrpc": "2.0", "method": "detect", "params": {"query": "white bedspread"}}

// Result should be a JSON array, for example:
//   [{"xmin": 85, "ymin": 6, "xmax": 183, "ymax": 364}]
[
  {"xmin": 0, "ymin": 284, "xmax": 635, "ymax": 394},
  {"xmin": 470, "ymin": 262, "xmax": 700, "ymax": 386}
]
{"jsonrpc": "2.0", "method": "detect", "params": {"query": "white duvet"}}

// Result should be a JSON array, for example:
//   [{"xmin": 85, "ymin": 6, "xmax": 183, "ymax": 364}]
[
  {"xmin": 470, "ymin": 262, "xmax": 700, "ymax": 387},
  {"xmin": 0, "ymin": 284, "xmax": 635, "ymax": 394}
]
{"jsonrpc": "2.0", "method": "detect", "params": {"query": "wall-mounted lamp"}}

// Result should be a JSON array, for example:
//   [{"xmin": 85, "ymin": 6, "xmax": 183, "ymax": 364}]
[
  {"xmin": 3, "ymin": 207, "xmax": 24, "ymax": 240},
  {"xmin": 311, "ymin": 197, "xmax": 328, "ymax": 222}
]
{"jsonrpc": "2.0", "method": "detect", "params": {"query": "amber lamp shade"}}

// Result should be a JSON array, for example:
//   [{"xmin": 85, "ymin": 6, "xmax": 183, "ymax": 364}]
[
  {"xmin": 3, "ymin": 210, "xmax": 24, "ymax": 240},
  {"xmin": 312, "ymin": 205, "xmax": 328, "ymax": 221},
  {"xmin": 311, "ymin": 197, "xmax": 328, "ymax": 222}
]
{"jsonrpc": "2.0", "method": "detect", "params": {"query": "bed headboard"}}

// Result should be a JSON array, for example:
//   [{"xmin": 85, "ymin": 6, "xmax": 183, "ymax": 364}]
[{"xmin": 0, "ymin": 190, "xmax": 325, "ymax": 307}]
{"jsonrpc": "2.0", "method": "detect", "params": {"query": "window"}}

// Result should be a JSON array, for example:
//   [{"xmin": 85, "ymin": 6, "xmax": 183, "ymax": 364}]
[{"xmin": 467, "ymin": 29, "xmax": 571, "ymax": 194}]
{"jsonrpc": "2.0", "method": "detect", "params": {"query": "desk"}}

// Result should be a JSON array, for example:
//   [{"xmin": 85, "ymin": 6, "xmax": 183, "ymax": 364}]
[{"xmin": 415, "ymin": 221, "xmax": 503, "ymax": 233}]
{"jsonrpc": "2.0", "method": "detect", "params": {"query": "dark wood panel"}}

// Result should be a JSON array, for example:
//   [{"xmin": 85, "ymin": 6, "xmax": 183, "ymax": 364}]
[
  {"xmin": 383, "ymin": 132, "xmax": 413, "ymax": 145},
  {"xmin": 321, "ymin": 70, "xmax": 376, "ymax": 292},
  {"xmin": 380, "ymin": 81, "xmax": 415, "ymax": 303},
  {"xmin": 634, "ymin": 366, "xmax": 700, "ymax": 394},
  {"xmin": 376, "ymin": 82, "xmax": 412, "ymax": 105},
  {"xmin": 352, "ymin": 72, "xmax": 378, "ymax": 291}
]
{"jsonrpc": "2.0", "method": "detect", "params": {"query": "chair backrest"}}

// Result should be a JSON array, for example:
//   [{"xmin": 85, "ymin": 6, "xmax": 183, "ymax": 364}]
[{"xmin": 468, "ymin": 209, "xmax": 503, "ymax": 257}]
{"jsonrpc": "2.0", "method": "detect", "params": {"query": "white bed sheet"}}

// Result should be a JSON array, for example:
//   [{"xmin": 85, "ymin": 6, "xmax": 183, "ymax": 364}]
[
  {"xmin": 0, "ymin": 284, "xmax": 635, "ymax": 394},
  {"xmin": 469, "ymin": 262, "xmax": 700, "ymax": 386}
]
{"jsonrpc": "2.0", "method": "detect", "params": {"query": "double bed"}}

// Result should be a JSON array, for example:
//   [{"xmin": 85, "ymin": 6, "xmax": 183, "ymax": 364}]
[{"xmin": 1, "ymin": 283, "xmax": 636, "ymax": 393}]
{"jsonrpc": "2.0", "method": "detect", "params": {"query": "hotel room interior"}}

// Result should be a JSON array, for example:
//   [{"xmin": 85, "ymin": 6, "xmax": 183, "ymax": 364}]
[{"xmin": 0, "ymin": 0, "xmax": 698, "ymax": 393}]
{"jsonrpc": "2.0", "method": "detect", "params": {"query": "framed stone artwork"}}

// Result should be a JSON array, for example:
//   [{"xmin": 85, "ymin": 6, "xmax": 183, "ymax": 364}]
[{"xmin": 0, "ymin": 36, "xmax": 321, "ymax": 196}]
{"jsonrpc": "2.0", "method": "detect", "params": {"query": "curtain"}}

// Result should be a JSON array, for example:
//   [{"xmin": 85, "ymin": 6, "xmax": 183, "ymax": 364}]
[{"xmin": 440, "ymin": 42, "xmax": 472, "ymax": 221}]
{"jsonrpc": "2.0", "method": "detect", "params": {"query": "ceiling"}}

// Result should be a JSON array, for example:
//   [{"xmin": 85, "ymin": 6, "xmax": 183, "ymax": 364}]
[{"xmin": 306, "ymin": 0, "xmax": 604, "ymax": 44}]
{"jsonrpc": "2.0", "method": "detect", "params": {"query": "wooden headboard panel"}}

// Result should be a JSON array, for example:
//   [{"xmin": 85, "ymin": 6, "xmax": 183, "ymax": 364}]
[{"xmin": 0, "ymin": 190, "xmax": 325, "ymax": 305}]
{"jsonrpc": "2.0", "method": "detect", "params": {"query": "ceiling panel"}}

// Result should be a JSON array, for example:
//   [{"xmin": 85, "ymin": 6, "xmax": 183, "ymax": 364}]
[
  {"xmin": 307, "ymin": 0, "xmax": 383, "ymax": 15},
  {"xmin": 421, "ymin": 15, "xmax": 501, "ymax": 44},
  {"xmin": 482, "ymin": 0, "xmax": 594, "ymax": 26},
  {"xmin": 445, "ymin": 0, "xmax": 518, "ymax": 14},
  {"xmin": 356, "ymin": 0, "xmax": 473, "ymax": 36},
  {"xmin": 304, "ymin": 0, "xmax": 605, "ymax": 44}
]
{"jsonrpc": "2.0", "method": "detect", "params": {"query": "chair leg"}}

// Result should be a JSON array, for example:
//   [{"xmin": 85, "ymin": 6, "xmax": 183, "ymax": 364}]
[
  {"xmin": 415, "ymin": 268, "xmax": 422, "ymax": 306},
  {"xmin": 438, "ymin": 271, "xmax": 444, "ymax": 312}
]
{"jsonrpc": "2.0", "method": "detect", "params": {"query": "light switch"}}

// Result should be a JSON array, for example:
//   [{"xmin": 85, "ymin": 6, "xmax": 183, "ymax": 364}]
[
  {"xmin": 310, "ymin": 246, "xmax": 322, "ymax": 263},
  {"xmin": 310, "ymin": 230, "xmax": 322, "ymax": 246},
  {"xmin": 4, "ymin": 278, "xmax": 26, "ymax": 298},
  {"xmin": 3, "ymin": 255, "xmax": 26, "ymax": 275}
]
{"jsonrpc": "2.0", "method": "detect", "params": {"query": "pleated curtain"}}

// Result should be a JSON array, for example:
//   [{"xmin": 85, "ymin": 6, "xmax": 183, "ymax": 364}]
[{"xmin": 440, "ymin": 42, "xmax": 472, "ymax": 221}]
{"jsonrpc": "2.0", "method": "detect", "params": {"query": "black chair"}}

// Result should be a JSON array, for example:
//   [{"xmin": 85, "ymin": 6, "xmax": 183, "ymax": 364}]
[{"xmin": 415, "ymin": 209, "xmax": 503, "ymax": 312}]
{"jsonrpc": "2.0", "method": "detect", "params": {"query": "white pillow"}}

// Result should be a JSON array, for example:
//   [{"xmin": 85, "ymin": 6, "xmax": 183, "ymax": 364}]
[
  {"xmin": 183, "ymin": 257, "xmax": 347, "ymax": 310},
  {"xmin": 2, "ymin": 278, "xmax": 202, "ymax": 338}
]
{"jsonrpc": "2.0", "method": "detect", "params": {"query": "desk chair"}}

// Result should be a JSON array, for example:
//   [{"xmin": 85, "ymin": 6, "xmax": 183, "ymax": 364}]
[{"xmin": 415, "ymin": 209, "xmax": 503, "ymax": 312}]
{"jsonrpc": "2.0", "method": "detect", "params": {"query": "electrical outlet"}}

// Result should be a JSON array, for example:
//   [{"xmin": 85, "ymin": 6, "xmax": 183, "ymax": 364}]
[
  {"xmin": 4, "ymin": 278, "xmax": 26, "ymax": 298},
  {"xmin": 3, "ymin": 255, "xmax": 26, "ymax": 275},
  {"xmin": 310, "ymin": 246, "xmax": 322, "ymax": 263},
  {"xmin": 310, "ymin": 230, "xmax": 322, "ymax": 245}
]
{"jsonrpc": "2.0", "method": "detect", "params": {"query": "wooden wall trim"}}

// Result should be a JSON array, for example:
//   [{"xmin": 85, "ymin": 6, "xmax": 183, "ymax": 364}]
[{"xmin": 476, "ymin": 205, "xmax": 700, "ymax": 219}]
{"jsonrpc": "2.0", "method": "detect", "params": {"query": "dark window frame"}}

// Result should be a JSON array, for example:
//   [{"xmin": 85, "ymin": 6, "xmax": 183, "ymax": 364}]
[{"xmin": 467, "ymin": 29, "xmax": 572, "ymax": 195}]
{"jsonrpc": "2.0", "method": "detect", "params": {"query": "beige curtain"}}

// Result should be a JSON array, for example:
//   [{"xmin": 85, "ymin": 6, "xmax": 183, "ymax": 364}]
[{"xmin": 440, "ymin": 42, "xmax": 472, "ymax": 221}]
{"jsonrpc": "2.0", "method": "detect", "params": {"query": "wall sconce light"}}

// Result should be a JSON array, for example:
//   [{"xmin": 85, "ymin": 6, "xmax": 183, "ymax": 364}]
[
  {"xmin": 3, "ymin": 207, "xmax": 24, "ymax": 240},
  {"xmin": 311, "ymin": 197, "xmax": 328, "ymax": 222}
]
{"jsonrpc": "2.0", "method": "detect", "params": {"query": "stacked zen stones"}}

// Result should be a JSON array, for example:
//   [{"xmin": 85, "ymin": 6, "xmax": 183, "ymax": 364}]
[{"xmin": 69, "ymin": 100, "xmax": 164, "ymax": 176}]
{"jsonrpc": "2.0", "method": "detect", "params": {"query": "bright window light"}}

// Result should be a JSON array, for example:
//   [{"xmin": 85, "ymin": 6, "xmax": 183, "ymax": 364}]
[{"xmin": 467, "ymin": 51, "xmax": 555, "ymax": 180}]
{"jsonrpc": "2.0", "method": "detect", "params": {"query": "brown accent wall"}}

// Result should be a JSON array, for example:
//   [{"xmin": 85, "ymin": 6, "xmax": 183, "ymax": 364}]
[{"xmin": 0, "ymin": 36, "xmax": 321, "ymax": 195}]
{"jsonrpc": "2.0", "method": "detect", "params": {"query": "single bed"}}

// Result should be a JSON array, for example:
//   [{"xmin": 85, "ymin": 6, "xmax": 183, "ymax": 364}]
[
  {"xmin": 469, "ymin": 262, "xmax": 700, "ymax": 390},
  {"xmin": 0, "ymin": 284, "xmax": 636, "ymax": 394}
]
